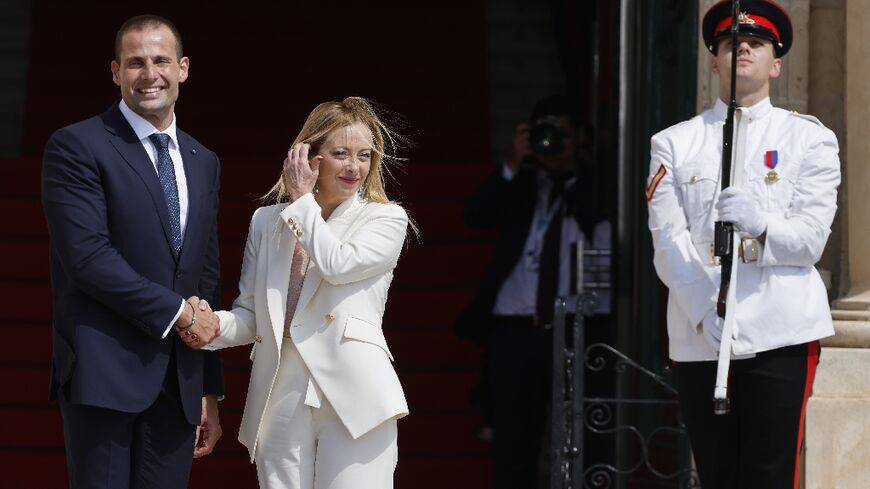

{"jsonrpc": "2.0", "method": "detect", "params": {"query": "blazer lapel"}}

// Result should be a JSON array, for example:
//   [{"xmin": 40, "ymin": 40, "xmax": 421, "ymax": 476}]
[
  {"xmin": 293, "ymin": 196, "xmax": 363, "ymax": 317},
  {"xmin": 265, "ymin": 207, "xmax": 293, "ymax": 347},
  {"xmin": 102, "ymin": 104, "xmax": 179, "ymax": 263}
]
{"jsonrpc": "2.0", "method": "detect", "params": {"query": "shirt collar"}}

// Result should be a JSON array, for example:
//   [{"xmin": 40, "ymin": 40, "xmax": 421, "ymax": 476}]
[
  {"xmin": 119, "ymin": 100, "xmax": 179, "ymax": 147},
  {"xmin": 713, "ymin": 96, "xmax": 774, "ymax": 122}
]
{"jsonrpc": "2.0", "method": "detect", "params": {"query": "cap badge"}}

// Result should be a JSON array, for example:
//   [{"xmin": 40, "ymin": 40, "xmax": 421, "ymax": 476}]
[{"xmin": 738, "ymin": 12, "xmax": 756, "ymax": 25}]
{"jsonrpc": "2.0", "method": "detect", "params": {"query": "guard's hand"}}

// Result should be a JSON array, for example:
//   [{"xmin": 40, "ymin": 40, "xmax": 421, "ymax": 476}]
[
  {"xmin": 283, "ymin": 143, "xmax": 322, "ymax": 201},
  {"xmin": 506, "ymin": 123, "xmax": 531, "ymax": 173},
  {"xmin": 700, "ymin": 309, "xmax": 723, "ymax": 353},
  {"xmin": 716, "ymin": 187, "xmax": 767, "ymax": 238}
]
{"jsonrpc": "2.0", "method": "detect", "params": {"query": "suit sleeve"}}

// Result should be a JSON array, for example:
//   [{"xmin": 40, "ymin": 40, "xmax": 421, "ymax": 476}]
[
  {"xmin": 280, "ymin": 196, "xmax": 408, "ymax": 286},
  {"xmin": 41, "ymin": 127, "xmax": 183, "ymax": 339},
  {"xmin": 200, "ymin": 153, "xmax": 224, "ymax": 396},
  {"xmin": 759, "ymin": 125, "xmax": 841, "ymax": 267},
  {"xmin": 463, "ymin": 164, "xmax": 516, "ymax": 228},
  {"xmin": 647, "ymin": 132, "xmax": 718, "ymax": 328}
]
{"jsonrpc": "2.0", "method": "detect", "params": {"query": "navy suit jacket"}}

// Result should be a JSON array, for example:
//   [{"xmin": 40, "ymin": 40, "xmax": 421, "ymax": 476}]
[{"xmin": 42, "ymin": 102, "xmax": 224, "ymax": 425}]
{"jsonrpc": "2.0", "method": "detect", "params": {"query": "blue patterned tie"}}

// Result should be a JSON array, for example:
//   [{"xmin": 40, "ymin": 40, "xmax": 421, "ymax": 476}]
[{"xmin": 149, "ymin": 133, "xmax": 182, "ymax": 256}]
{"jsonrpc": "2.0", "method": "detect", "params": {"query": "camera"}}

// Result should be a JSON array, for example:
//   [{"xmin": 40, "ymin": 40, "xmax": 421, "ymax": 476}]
[{"xmin": 529, "ymin": 116, "xmax": 567, "ymax": 156}]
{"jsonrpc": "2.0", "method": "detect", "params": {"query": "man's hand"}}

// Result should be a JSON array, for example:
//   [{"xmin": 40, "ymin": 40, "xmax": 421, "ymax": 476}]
[
  {"xmin": 506, "ymin": 123, "xmax": 531, "ymax": 173},
  {"xmin": 193, "ymin": 395, "xmax": 222, "ymax": 458},
  {"xmin": 700, "ymin": 309, "xmax": 723, "ymax": 353},
  {"xmin": 716, "ymin": 187, "xmax": 767, "ymax": 238},
  {"xmin": 176, "ymin": 296, "xmax": 220, "ymax": 349}
]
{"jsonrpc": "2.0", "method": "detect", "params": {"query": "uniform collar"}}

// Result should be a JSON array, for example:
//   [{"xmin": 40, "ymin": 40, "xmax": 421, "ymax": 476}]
[
  {"xmin": 713, "ymin": 96, "xmax": 774, "ymax": 122},
  {"xmin": 119, "ymin": 100, "xmax": 179, "ymax": 147}
]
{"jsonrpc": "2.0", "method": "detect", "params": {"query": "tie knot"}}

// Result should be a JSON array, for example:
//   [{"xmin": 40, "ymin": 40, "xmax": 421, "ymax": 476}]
[{"xmin": 149, "ymin": 133, "xmax": 171, "ymax": 150}]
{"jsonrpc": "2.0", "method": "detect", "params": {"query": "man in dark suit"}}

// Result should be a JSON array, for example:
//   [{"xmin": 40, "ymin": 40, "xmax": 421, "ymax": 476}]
[
  {"xmin": 457, "ymin": 95, "xmax": 606, "ymax": 489},
  {"xmin": 41, "ymin": 14, "xmax": 224, "ymax": 489}
]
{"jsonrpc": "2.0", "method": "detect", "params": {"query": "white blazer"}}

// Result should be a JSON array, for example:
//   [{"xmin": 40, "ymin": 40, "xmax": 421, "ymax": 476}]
[{"xmin": 207, "ymin": 193, "xmax": 409, "ymax": 460}]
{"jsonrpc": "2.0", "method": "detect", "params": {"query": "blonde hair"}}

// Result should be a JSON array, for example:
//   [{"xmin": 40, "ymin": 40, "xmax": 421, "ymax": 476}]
[{"xmin": 263, "ymin": 97, "xmax": 409, "ymax": 205}]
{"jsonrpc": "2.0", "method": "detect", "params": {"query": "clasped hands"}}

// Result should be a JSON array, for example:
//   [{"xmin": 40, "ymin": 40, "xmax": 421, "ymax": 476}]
[{"xmin": 175, "ymin": 296, "xmax": 219, "ymax": 349}]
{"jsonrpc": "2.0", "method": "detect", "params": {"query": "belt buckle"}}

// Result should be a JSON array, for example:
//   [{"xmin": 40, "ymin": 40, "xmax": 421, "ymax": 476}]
[{"xmin": 739, "ymin": 238, "xmax": 759, "ymax": 263}]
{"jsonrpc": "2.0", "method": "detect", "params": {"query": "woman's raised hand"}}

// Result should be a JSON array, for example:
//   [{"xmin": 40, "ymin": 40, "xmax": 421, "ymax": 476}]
[{"xmin": 283, "ymin": 143, "xmax": 322, "ymax": 201}]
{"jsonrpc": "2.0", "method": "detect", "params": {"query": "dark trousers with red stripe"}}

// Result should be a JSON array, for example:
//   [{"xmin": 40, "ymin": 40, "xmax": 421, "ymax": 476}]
[{"xmin": 674, "ymin": 341, "xmax": 820, "ymax": 489}]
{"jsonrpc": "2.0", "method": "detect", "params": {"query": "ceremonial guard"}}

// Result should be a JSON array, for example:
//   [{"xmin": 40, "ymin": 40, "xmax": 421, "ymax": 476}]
[{"xmin": 645, "ymin": 1, "xmax": 840, "ymax": 488}]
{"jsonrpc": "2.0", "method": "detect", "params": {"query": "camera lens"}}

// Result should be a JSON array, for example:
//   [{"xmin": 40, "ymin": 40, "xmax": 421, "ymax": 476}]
[{"xmin": 529, "ymin": 121, "xmax": 565, "ymax": 156}]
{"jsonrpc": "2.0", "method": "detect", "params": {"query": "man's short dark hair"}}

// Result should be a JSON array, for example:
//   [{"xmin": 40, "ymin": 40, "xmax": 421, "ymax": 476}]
[
  {"xmin": 114, "ymin": 14, "xmax": 183, "ymax": 62},
  {"xmin": 530, "ymin": 94, "xmax": 574, "ymax": 124}
]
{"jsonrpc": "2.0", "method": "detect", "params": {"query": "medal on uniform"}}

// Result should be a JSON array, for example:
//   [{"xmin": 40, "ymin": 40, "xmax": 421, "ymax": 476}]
[{"xmin": 764, "ymin": 150, "xmax": 779, "ymax": 183}]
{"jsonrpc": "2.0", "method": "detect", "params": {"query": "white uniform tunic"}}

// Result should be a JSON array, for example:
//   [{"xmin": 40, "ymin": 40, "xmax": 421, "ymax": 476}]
[{"xmin": 646, "ymin": 97, "xmax": 840, "ymax": 361}]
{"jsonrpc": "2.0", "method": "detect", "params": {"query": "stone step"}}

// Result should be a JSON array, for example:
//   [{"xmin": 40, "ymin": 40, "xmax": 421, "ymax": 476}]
[{"xmin": 832, "ymin": 309, "xmax": 870, "ymax": 321}]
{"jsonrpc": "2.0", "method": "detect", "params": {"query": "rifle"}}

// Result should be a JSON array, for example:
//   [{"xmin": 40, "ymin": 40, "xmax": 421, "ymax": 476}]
[{"xmin": 712, "ymin": 0, "xmax": 741, "ymax": 416}]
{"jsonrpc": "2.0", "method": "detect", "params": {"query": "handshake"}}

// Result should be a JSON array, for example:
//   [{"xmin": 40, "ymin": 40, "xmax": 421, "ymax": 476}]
[{"xmin": 174, "ymin": 296, "xmax": 220, "ymax": 349}]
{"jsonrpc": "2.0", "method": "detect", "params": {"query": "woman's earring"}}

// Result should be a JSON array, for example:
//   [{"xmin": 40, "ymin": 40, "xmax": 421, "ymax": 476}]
[{"xmin": 313, "ymin": 184, "xmax": 319, "ymax": 195}]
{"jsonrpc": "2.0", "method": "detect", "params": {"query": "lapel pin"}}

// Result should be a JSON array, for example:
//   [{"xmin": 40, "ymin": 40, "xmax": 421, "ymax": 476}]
[{"xmin": 190, "ymin": 148, "xmax": 197, "ymax": 155}]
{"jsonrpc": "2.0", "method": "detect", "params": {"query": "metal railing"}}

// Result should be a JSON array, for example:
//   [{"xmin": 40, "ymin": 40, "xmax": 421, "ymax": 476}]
[{"xmin": 551, "ymin": 254, "xmax": 699, "ymax": 489}]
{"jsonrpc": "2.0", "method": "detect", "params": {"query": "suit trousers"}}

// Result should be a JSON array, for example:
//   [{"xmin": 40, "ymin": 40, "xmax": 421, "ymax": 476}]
[
  {"xmin": 58, "ymin": 351, "xmax": 196, "ymax": 489},
  {"xmin": 255, "ymin": 340, "xmax": 398, "ymax": 489},
  {"xmin": 674, "ymin": 341, "xmax": 820, "ymax": 489},
  {"xmin": 487, "ymin": 317, "xmax": 552, "ymax": 489}
]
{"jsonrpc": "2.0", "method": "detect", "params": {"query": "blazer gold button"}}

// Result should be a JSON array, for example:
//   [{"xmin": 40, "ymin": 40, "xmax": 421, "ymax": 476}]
[
  {"xmin": 325, "ymin": 313, "xmax": 335, "ymax": 321},
  {"xmin": 254, "ymin": 335, "xmax": 262, "ymax": 343},
  {"xmin": 690, "ymin": 175, "xmax": 698, "ymax": 184},
  {"xmin": 287, "ymin": 217, "xmax": 296, "ymax": 225}
]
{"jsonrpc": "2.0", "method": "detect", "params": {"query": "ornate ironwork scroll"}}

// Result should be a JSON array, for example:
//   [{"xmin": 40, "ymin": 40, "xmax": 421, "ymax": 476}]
[{"xmin": 551, "ymin": 292, "xmax": 700, "ymax": 489}]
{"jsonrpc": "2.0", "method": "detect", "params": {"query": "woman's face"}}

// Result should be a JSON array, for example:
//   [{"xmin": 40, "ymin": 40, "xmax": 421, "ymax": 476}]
[{"xmin": 315, "ymin": 122, "xmax": 373, "ymax": 209}]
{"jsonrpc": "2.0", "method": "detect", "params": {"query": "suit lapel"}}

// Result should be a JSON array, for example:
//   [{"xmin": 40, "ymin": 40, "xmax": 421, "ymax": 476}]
[
  {"xmin": 177, "ymin": 131, "xmax": 201, "ymax": 264},
  {"xmin": 265, "ymin": 207, "xmax": 293, "ymax": 347},
  {"xmin": 102, "ymin": 104, "xmax": 179, "ymax": 263}
]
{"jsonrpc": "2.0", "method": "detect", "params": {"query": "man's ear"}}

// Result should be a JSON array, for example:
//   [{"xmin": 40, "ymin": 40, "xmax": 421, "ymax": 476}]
[
  {"xmin": 179, "ymin": 56, "xmax": 190, "ymax": 83},
  {"xmin": 769, "ymin": 57, "xmax": 782, "ymax": 79},
  {"xmin": 111, "ymin": 60, "xmax": 121, "ymax": 87},
  {"xmin": 711, "ymin": 55, "xmax": 721, "ymax": 76}
]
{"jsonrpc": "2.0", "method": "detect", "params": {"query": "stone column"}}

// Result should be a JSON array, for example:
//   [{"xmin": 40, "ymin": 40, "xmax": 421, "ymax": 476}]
[{"xmin": 806, "ymin": 0, "xmax": 870, "ymax": 487}]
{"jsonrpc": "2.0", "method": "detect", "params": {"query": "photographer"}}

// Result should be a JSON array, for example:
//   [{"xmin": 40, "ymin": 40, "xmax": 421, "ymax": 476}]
[{"xmin": 456, "ymin": 95, "xmax": 606, "ymax": 489}]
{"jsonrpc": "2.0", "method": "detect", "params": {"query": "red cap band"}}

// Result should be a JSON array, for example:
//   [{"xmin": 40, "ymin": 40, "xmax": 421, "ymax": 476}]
[{"xmin": 714, "ymin": 13, "xmax": 781, "ymax": 43}]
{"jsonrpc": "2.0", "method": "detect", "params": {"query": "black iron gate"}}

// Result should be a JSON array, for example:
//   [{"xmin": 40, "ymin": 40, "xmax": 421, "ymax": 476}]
[{"xmin": 551, "ymin": 291, "xmax": 700, "ymax": 489}]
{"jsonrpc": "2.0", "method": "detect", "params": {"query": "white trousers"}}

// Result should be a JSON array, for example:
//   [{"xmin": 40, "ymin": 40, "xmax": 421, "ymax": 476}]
[{"xmin": 255, "ymin": 341, "xmax": 398, "ymax": 489}]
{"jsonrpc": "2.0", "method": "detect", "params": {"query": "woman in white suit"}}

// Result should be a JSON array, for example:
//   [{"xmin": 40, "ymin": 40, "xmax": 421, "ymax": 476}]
[{"xmin": 189, "ymin": 97, "xmax": 411, "ymax": 489}]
